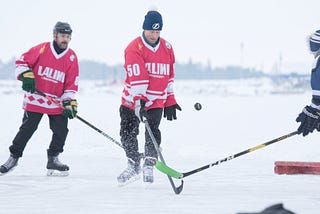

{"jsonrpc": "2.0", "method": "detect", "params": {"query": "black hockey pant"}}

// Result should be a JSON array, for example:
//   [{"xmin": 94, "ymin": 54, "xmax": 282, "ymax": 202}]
[
  {"xmin": 119, "ymin": 105, "xmax": 162, "ymax": 164},
  {"xmin": 9, "ymin": 111, "xmax": 69, "ymax": 157}
]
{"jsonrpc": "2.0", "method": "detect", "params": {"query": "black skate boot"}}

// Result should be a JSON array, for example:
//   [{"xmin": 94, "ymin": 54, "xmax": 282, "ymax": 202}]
[
  {"xmin": 46, "ymin": 153, "xmax": 69, "ymax": 177},
  {"xmin": 0, "ymin": 154, "xmax": 19, "ymax": 176},
  {"xmin": 117, "ymin": 159, "xmax": 141, "ymax": 186},
  {"xmin": 143, "ymin": 157, "xmax": 157, "ymax": 183}
]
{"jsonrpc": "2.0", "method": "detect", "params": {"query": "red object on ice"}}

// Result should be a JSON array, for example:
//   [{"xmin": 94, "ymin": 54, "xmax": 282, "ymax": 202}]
[{"xmin": 274, "ymin": 161, "xmax": 320, "ymax": 175}]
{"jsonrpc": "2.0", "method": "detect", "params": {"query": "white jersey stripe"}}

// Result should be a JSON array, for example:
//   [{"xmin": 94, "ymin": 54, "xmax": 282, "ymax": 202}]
[{"xmin": 312, "ymin": 90, "xmax": 320, "ymax": 96}]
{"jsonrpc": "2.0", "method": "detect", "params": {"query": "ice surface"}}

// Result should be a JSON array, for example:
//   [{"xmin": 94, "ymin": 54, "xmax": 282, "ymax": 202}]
[{"xmin": 0, "ymin": 80, "xmax": 319, "ymax": 214}]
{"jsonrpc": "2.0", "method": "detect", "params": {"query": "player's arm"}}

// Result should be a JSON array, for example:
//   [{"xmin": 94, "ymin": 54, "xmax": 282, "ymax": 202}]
[
  {"xmin": 61, "ymin": 53, "xmax": 79, "ymax": 101},
  {"xmin": 296, "ymin": 56, "xmax": 320, "ymax": 136},
  {"xmin": 164, "ymin": 47, "xmax": 177, "ymax": 107},
  {"xmin": 163, "ymin": 47, "xmax": 181, "ymax": 121},
  {"xmin": 15, "ymin": 44, "xmax": 43, "ymax": 79},
  {"xmin": 124, "ymin": 50, "xmax": 149, "ymax": 102},
  {"xmin": 311, "ymin": 57, "xmax": 320, "ymax": 108},
  {"xmin": 15, "ymin": 44, "xmax": 44, "ymax": 93},
  {"xmin": 60, "ymin": 53, "xmax": 79, "ymax": 119}
]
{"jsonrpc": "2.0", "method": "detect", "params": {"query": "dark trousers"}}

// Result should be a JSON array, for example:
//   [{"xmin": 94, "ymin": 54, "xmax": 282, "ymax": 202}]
[
  {"xmin": 119, "ymin": 105, "xmax": 162, "ymax": 164},
  {"xmin": 9, "ymin": 111, "xmax": 69, "ymax": 157}
]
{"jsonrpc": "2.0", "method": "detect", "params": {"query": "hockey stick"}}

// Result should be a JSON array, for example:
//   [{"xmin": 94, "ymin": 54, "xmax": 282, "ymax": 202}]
[
  {"xmin": 156, "ymin": 131, "xmax": 298, "ymax": 179},
  {"xmin": 34, "ymin": 89, "xmax": 142, "ymax": 156},
  {"xmin": 144, "ymin": 119, "xmax": 184, "ymax": 194}
]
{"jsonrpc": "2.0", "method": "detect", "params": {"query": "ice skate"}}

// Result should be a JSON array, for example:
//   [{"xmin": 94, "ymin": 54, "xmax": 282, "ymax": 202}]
[
  {"xmin": 143, "ymin": 165, "xmax": 154, "ymax": 183},
  {"xmin": 117, "ymin": 159, "xmax": 141, "ymax": 186},
  {"xmin": 46, "ymin": 154, "xmax": 69, "ymax": 177},
  {"xmin": 0, "ymin": 154, "xmax": 19, "ymax": 176},
  {"xmin": 143, "ymin": 157, "xmax": 156, "ymax": 183}
]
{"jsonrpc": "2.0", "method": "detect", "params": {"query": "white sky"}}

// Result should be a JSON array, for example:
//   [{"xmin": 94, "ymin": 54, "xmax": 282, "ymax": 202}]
[{"xmin": 1, "ymin": 0, "xmax": 320, "ymax": 73}]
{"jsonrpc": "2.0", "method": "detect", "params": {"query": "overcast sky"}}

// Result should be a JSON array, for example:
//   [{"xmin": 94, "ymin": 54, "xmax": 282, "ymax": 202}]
[{"xmin": 1, "ymin": 0, "xmax": 320, "ymax": 73}]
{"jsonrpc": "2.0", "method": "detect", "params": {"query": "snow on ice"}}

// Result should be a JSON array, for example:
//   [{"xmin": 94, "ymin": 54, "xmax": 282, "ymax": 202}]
[{"xmin": 0, "ymin": 79, "xmax": 319, "ymax": 214}]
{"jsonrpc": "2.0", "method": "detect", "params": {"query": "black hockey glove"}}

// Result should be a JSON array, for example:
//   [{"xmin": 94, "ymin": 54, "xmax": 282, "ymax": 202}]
[
  {"xmin": 164, "ymin": 104, "xmax": 182, "ymax": 121},
  {"xmin": 135, "ymin": 99, "xmax": 147, "ymax": 122},
  {"xmin": 62, "ymin": 99, "xmax": 78, "ymax": 119},
  {"xmin": 20, "ymin": 70, "xmax": 36, "ymax": 93},
  {"xmin": 296, "ymin": 105, "xmax": 320, "ymax": 136}
]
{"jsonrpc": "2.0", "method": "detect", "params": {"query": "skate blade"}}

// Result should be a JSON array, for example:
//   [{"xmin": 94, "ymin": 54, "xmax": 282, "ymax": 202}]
[
  {"xmin": 143, "ymin": 182, "xmax": 153, "ymax": 189},
  {"xmin": 47, "ymin": 169, "xmax": 69, "ymax": 177},
  {"xmin": 117, "ymin": 174, "xmax": 140, "ymax": 187},
  {"xmin": 143, "ymin": 177, "xmax": 154, "ymax": 189},
  {"xmin": 143, "ymin": 179, "xmax": 154, "ymax": 183}
]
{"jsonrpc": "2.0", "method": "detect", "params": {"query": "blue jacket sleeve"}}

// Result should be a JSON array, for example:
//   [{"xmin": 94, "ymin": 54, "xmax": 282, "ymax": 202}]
[{"xmin": 311, "ymin": 55, "xmax": 320, "ymax": 106}]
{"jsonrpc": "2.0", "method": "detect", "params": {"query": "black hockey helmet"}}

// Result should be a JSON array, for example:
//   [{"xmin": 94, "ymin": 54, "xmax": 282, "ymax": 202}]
[{"xmin": 53, "ymin": 21, "xmax": 72, "ymax": 35}]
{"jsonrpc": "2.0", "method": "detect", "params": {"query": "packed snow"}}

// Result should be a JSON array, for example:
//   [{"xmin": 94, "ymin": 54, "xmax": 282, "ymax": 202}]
[{"xmin": 0, "ymin": 79, "xmax": 319, "ymax": 214}]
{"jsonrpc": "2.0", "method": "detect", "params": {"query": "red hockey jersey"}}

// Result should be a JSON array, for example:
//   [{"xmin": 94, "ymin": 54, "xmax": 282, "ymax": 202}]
[
  {"xmin": 122, "ymin": 36, "xmax": 177, "ymax": 110},
  {"xmin": 15, "ymin": 42, "xmax": 79, "ymax": 114}
]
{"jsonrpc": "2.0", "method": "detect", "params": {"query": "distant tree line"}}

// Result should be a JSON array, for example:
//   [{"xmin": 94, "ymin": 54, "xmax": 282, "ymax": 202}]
[{"xmin": 0, "ymin": 58, "xmax": 306, "ymax": 80}]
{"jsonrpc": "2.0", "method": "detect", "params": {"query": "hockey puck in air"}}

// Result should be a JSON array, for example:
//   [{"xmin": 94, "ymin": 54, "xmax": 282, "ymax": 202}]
[{"xmin": 194, "ymin": 102, "xmax": 202, "ymax": 111}]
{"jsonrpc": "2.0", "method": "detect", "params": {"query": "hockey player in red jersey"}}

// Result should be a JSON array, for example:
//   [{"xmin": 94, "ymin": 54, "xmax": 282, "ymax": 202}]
[
  {"xmin": 117, "ymin": 10, "xmax": 181, "ymax": 185},
  {"xmin": 0, "ymin": 22, "xmax": 79, "ymax": 176}
]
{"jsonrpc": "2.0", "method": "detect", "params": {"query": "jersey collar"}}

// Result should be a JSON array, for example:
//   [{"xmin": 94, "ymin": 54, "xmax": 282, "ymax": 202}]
[
  {"xmin": 141, "ymin": 35, "xmax": 160, "ymax": 52},
  {"xmin": 50, "ymin": 41, "xmax": 69, "ymax": 59}
]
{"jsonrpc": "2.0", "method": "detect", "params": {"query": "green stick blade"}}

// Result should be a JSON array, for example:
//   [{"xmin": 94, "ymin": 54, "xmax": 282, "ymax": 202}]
[{"xmin": 155, "ymin": 161, "xmax": 182, "ymax": 179}]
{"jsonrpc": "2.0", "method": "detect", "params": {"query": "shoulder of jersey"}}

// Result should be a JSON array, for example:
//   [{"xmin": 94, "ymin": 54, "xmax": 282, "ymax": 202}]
[
  {"xmin": 69, "ymin": 53, "xmax": 76, "ymax": 62},
  {"xmin": 159, "ymin": 38, "xmax": 171, "ymax": 50},
  {"xmin": 125, "ymin": 37, "xmax": 142, "ymax": 52},
  {"xmin": 35, "ymin": 42, "xmax": 50, "ymax": 54}
]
